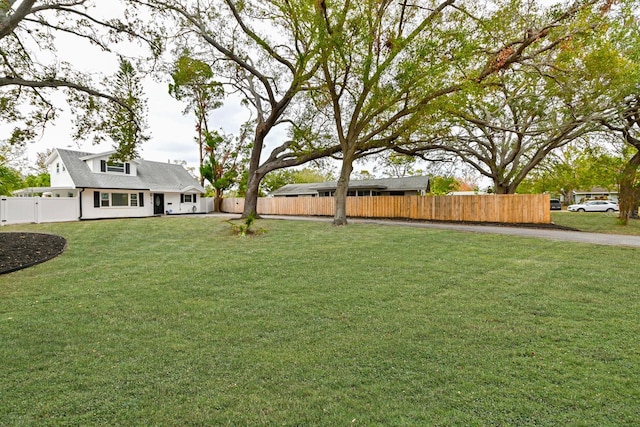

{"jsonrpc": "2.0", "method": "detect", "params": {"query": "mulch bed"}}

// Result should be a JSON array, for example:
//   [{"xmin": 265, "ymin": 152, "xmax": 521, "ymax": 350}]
[{"xmin": 0, "ymin": 232, "xmax": 67, "ymax": 275}]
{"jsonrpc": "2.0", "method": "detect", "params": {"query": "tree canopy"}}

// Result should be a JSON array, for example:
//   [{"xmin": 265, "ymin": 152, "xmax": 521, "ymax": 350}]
[
  {"xmin": 128, "ymin": 0, "xmax": 343, "ymax": 218},
  {"xmin": 169, "ymin": 54, "xmax": 224, "ymax": 185},
  {"xmin": 392, "ymin": 0, "xmax": 636, "ymax": 194},
  {"xmin": 308, "ymin": 0, "xmax": 617, "ymax": 224},
  {"xmin": 1, "ymin": 0, "xmax": 157, "ymax": 156},
  {"xmin": 518, "ymin": 143, "xmax": 623, "ymax": 198}
]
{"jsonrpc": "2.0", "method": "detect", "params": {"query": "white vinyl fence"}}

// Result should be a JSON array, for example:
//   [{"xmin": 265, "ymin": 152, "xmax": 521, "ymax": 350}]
[
  {"xmin": 200, "ymin": 197, "xmax": 214, "ymax": 214},
  {"xmin": 0, "ymin": 197, "xmax": 79, "ymax": 226}
]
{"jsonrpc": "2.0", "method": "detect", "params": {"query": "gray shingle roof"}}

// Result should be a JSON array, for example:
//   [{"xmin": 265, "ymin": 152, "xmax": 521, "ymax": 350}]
[
  {"xmin": 270, "ymin": 175, "xmax": 430, "ymax": 196},
  {"xmin": 269, "ymin": 183, "xmax": 319, "ymax": 196},
  {"xmin": 56, "ymin": 148, "xmax": 204, "ymax": 192}
]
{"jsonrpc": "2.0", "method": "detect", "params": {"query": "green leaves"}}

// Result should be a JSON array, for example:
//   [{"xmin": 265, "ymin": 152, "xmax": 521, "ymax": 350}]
[
  {"xmin": 517, "ymin": 144, "xmax": 623, "ymax": 196},
  {"xmin": 169, "ymin": 54, "xmax": 223, "ymax": 107},
  {"xmin": 200, "ymin": 129, "xmax": 250, "ymax": 207},
  {"xmin": 0, "ymin": 164, "xmax": 23, "ymax": 196},
  {"xmin": 102, "ymin": 58, "xmax": 149, "ymax": 160}
]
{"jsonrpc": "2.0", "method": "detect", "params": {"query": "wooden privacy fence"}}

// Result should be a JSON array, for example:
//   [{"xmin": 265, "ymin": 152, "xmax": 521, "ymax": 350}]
[{"xmin": 222, "ymin": 194, "xmax": 551, "ymax": 224}]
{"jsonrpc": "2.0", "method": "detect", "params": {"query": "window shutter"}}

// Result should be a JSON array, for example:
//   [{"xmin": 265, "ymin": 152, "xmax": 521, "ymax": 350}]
[
  {"xmin": 193, "ymin": 194, "xmax": 197, "ymax": 203},
  {"xmin": 180, "ymin": 194, "xmax": 184, "ymax": 203},
  {"xmin": 139, "ymin": 193, "xmax": 144, "ymax": 207},
  {"xmin": 125, "ymin": 163, "xmax": 130, "ymax": 174},
  {"xmin": 100, "ymin": 160, "xmax": 106, "ymax": 172},
  {"xmin": 94, "ymin": 191, "xmax": 100, "ymax": 208}
]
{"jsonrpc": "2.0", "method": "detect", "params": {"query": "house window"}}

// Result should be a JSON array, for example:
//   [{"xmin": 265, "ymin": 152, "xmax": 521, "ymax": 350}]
[
  {"xmin": 112, "ymin": 193, "xmax": 129, "ymax": 207},
  {"xmin": 107, "ymin": 162, "xmax": 125, "ymax": 173},
  {"xmin": 180, "ymin": 194, "xmax": 197, "ymax": 203},
  {"xmin": 101, "ymin": 160, "xmax": 130, "ymax": 174},
  {"xmin": 56, "ymin": 163, "xmax": 60, "ymax": 173},
  {"xmin": 96, "ymin": 192, "xmax": 143, "ymax": 208}
]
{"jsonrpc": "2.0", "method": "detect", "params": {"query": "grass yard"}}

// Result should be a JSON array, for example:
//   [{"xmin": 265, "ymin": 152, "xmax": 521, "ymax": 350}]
[
  {"xmin": 1, "ymin": 216, "xmax": 639, "ymax": 426},
  {"xmin": 552, "ymin": 210, "xmax": 640, "ymax": 235}
]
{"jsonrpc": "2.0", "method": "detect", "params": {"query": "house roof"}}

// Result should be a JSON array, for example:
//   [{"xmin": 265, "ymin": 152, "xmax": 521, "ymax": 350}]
[
  {"xmin": 270, "ymin": 175, "xmax": 430, "ymax": 196},
  {"xmin": 79, "ymin": 150, "xmax": 141, "ymax": 164},
  {"xmin": 12, "ymin": 187, "xmax": 66, "ymax": 196},
  {"xmin": 55, "ymin": 148, "xmax": 205, "ymax": 193},
  {"xmin": 572, "ymin": 188, "xmax": 618, "ymax": 194},
  {"xmin": 269, "ymin": 183, "xmax": 320, "ymax": 197}
]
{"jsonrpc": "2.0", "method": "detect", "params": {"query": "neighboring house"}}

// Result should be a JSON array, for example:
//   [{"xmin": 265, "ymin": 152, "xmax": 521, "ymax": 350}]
[
  {"xmin": 270, "ymin": 175, "xmax": 430, "ymax": 197},
  {"xmin": 570, "ymin": 188, "xmax": 618, "ymax": 204},
  {"xmin": 15, "ymin": 148, "xmax": 205, "ymax": 219}
]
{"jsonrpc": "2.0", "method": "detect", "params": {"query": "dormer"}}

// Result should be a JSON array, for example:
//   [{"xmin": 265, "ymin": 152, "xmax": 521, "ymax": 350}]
[
  {"xmin": 80, "ymin": 151, "xmax": 139, "ymax": 176},
  {"xmin": 101, "ymin": 159, "xmax": 131, "ymax": 174}
]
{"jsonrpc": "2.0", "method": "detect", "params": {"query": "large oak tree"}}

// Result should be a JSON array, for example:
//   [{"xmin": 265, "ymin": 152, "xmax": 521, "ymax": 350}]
[
  {"xmin": 396, "ymin": 0, "xmax": 639, "ymax": 196},
  {"xmin": 129, "ymin": 0, "xmax": 343, "ymax": 218},
  {"xmin": 311, "ymin": 0, "xmax": 612, "ymax": 224}
]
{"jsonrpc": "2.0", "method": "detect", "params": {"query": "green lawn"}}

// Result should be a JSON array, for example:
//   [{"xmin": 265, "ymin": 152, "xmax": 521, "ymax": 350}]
[
  {"xmin": 1, "ymin": 217, "xmax": 639, "ymax": 426},
  {"xmin": 552, "ymin": 210, "xmax": 640, "ymax": 235}
]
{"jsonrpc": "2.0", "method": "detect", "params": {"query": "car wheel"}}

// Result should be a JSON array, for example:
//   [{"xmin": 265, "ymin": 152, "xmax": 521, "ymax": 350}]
[
  {"xmin": 606, "ymin": 208, "xmax": 615, "ymax": 212},
  {"xmin": 577, "ymin": 208, "xmax": 585, "ymax": 212}
]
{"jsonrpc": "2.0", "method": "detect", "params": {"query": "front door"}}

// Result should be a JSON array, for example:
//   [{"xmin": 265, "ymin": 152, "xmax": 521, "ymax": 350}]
[{"xmin": 153, "ymin": 193, "xmax": 164, "ymax": 215}]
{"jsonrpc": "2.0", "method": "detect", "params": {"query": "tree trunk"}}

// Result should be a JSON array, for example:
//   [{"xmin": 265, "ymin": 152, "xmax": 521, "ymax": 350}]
[
  {"xmin": 333, "ymin": 155, "xmax": 354, "ymax": 226},
  {"xmin": 492, "ymin": 179, "xmax": 517, "ymax": 194},
  {"xmin": 561, "ymin": 189, "xmax": 572, "ymax": 207},
  {"xmin": 213, "ymin": 188, "xmax": 223, "ymax": 213},
  {"xmin": 492, "ymin": 181, "xmax": 508, "ymax": 194},
  {"xmin": 618, "ymin": 150, "xmax": 640, "ymax": 225},
  {"xmin": 197, "ymin": 115, "xmax": 205, "ymax": 187},
  {"xmin": 242, "ymin": 172, "xmax": 263, "ymax": 218},
  {"xmin": 242, "ymin": 125, "xmax": 267, "ymax": 219}
]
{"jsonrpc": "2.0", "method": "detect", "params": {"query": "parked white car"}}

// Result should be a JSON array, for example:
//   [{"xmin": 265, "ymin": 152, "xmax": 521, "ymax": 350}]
[{"xmin": 567, "ymin": 200, "xmax": 619, "ymax": 212}]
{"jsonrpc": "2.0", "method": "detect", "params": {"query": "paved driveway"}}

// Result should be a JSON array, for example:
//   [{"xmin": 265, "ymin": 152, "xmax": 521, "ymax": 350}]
[{"xmin": 254, "ymin": 215, "xmax": 640, "ymax": 248}]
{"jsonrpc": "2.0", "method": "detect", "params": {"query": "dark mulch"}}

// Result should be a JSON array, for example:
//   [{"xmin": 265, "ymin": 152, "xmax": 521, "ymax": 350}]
[{"xmin": 0, "ymin": 232, "xmax": 67, "ymax": 275}]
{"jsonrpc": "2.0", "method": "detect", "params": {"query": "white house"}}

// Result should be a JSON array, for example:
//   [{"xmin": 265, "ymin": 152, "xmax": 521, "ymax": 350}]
[
  {"xmin": 16, "ymin": 148, "xmax": 206, "ymax": 220},
  {"xmin": 569, "ymin": 188, "xmax": 619, "ymax": 204}
]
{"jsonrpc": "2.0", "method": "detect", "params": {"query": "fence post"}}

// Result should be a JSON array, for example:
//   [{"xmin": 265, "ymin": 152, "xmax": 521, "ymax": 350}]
[
  {"xmin": 35, "ymin": 196, "xmax": 41, "ymax": 224},
  {"xmin": 0, "ymin": 196, "xmax": 6, "ymax": 226}
]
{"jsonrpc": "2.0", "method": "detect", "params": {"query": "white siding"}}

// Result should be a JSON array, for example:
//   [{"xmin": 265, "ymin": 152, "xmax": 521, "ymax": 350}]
[
  {"xmin": 81, "ymin": 189, "xmax": 153, "ymax": 219},
  {"xmin": 164, "ymin": 193, "xmax": 201, "ymax": 214},
  {"xmin": 49, "ymin": 153, "xmax": 75, "ymax": 188}
]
